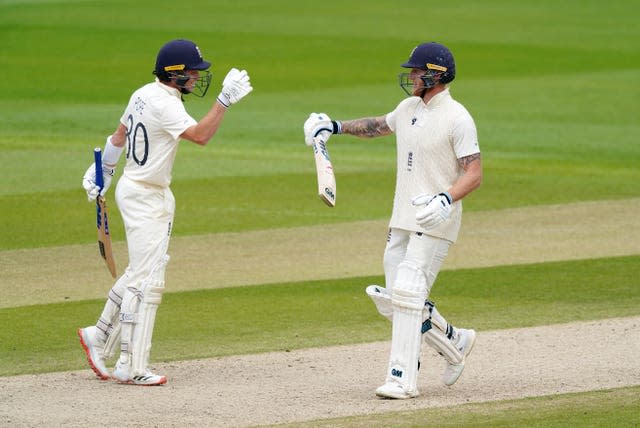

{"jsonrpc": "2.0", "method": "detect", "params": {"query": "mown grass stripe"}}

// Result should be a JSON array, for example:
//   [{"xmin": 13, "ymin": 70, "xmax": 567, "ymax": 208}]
[
  {"xmin": 1, "ymin": 255, "xmax": 639, "ymax": 376},
  {"xmin": 2, "ymin": 199, "xmax": 638, "ymax": 309}
]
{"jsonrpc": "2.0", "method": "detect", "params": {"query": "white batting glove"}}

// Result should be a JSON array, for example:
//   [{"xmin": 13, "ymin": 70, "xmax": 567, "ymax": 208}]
[
  {"xmin": 217, "ymin": 68, "xmax": 253, "ymax": 108},
  {"xmin": 303, "ymin": 113, "xmax": 341, "ymax": 146},
  {"xmin": 82, "ymin": 163, "xmax": 115, "ymax": 201},
  {"xmin": 412, "ymin": 192, "xmax": 453, "ymax": 230}
]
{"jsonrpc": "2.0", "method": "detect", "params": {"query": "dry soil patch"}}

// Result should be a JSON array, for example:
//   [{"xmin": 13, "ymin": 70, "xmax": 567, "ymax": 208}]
[{"xmin": 1, "ymin": 316, "xmax": 639, "ymax": 427}]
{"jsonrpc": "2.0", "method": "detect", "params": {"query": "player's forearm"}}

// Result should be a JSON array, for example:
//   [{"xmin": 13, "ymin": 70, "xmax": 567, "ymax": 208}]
[
  {"xmin": 448, "ymin": 154, "xmax": 482, "ymax": 202},
  {"xmin": 184, "ymin": 103, "xmax": 227, "ymax": 146},
  {"xmin": 340, "ymin": 116, "xmax": 392, "ymax": 138}
]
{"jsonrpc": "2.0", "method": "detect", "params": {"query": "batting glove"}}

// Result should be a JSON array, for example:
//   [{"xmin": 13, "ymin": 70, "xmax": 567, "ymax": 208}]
[
  {"xmin": 303, "ymin": 112, "xmax": 341, "ymax": 146},
  {"xmin": 82, "ymin": 163, "xmax": 115, "ymax": 201},
  {"xmin": 412, "ymin": 192, "xmax": 453, "ymax": 230},
  {"xmin": 217, "ymin": 68, "xmax": 253, "ymax": 108}
]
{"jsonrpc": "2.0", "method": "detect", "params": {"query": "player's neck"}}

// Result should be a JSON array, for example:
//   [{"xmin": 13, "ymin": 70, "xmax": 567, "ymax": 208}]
[{"xmin": 421, "ymin": 85, "xmax": 446, "ymax": 105}]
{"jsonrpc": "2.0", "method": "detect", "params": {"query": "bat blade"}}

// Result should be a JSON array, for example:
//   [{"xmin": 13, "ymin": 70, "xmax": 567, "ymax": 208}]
[
  {"xmin": 97, "ymin": 196, "xmax": 117, "ymax": 278},
  {"xmin": 94, "ymin": 148, "xmax": 117, "ymax": 278},
  {"xmin": 313, "ymin": 138, "xmax": 336, "ymax": 207}
]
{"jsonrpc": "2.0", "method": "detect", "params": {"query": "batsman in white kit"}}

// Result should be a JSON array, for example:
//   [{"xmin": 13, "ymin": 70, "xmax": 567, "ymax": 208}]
[
  {"xmin": 304, "ymin": 42, "xmax": 483, "ymax": 399},
  {"xmin": 79, "ymin": 39, "xmax": 252, "ymax": 385}
]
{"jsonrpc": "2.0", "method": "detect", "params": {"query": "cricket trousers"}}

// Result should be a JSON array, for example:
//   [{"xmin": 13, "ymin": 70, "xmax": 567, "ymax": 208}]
[{"xmin": 115, "ymin": 175, "xmax": 175, "ymax": 286}]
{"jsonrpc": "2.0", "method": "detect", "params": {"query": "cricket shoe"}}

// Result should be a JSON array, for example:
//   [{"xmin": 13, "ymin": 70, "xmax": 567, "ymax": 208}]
[
  {"xmin": 442, "ymin": 328, "xmax": 476, "ymax": 386},
  {"xmin": 375, "ymin": 381, "xmax": 419, "ymax": 399},
  {"xmin": 77, "ymin": 326, "xmax": 110, "ymax": 380},
  {"xmin": 112, "ymin": 360, "xmax": 167, "ymax": 386}
]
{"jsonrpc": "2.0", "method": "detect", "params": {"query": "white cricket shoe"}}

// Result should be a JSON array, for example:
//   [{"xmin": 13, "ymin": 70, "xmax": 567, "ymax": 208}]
[
  {"xmin": 77, "ymin": 326, "xmax": 110, "ymax": 380},
  {"xmin": 442, "ymin": 328, "xmax": 476, "ymax": 386},
  {"xmin": 375, "ymin": 381, "xmax": 419, "ymax": 399},
  {"xmin": 112, "ymin": 360, "xmax": 167, "ymax": 386}
]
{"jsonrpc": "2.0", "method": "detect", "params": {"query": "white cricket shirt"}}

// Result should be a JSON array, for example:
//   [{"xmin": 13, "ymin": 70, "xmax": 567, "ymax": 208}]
[
  {"xmin": 120, "ymin": 80, "xmax": 197, "ymax": 188},
  {"xmin": 385, "ymin": 88, "xmax": 479, "ymax": 242}
]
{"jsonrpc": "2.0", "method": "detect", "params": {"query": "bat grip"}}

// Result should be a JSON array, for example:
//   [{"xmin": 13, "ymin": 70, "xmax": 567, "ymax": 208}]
[{"xmin": 94, "ymin": 148, "xmax": 104, "ymax": 191}]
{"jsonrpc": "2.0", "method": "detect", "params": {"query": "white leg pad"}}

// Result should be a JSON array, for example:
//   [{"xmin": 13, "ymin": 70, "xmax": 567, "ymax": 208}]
[
  {"xmin": 131, "ymin": 284, "xmax": 164, "ymax": 376},
  {"xmin": 118, "ymin": 288, "xmax": 140, "ymax": 368},
  {"xmin": 119, "ymin": 255, "xmax": 169, "ymax": 377},
  {"xmin": 368, "ymin": 280, "xmax": 461, "ymax": 370},
  {"xmin": 366, "ymin": 285, "xmax": 394, "ymax": 321},
  {"xmin": 96, "ymin": 281, "xmax": 125, "ymax": 357},
  {"xmin": 422, "ymin": 321, "xmax": 463, "ymax": 364},
  {"xmin": 103, "ymin": 322, "xmax": 121, "ymax": 359},
  {"xmin": 424, "ymin": 301, "xmax": 452, "ymax": 336},
  {"xmin": 366, "ymin": 284, "xmax": 431, "ymax": 323},
  {"xmin": 385, "ymin": 263, "xmax": 427, "ymax": 396}
]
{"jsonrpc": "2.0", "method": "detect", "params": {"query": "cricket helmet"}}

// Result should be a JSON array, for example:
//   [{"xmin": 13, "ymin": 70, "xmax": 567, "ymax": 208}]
[
  {"xmin": 153, "ymin": 39, "xmax": 212, "ymax": 97},
  {"xmin": 399, "ymin": 42, "xmax": 455, "ymax": 95}
]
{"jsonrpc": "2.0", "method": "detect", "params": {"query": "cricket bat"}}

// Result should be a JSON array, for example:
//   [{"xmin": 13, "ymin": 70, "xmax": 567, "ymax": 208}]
[
  {"xmin": 94, "ymin": 148, "xmax": 117, "ymax": 278},
  {"xmin": 312, "ymin": 136, "xmax": 336, "ymax": 207}
]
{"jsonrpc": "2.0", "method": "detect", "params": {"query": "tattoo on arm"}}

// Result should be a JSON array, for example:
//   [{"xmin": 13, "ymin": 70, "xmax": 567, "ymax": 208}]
[
  {"xmin": 458, "ymin": 153, "xmax": 481, "ymax": 169},
  {"xmin": 341, "ymin": 116, "xmax": 392, "ymax": 138}
]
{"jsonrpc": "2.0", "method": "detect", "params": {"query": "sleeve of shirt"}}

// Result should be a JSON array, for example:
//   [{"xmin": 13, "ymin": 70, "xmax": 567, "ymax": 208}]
[
  {"xmin": 120, "ymin": 94, "xmax": 134, "ymax": 126},
  {"xmin": 385, "ymin": 106, "xmax": 398, "ymax": 132},
  {"xmin": 452, "ymin": 111, "xmax": 480, "ymax": 158},
  {"xmin": 162, "ymin": 99, "xmax": 198, "ymax": 141}
]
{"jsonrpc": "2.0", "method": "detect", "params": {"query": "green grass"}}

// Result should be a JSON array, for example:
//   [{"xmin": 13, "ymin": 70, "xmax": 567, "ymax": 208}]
[
  {"xmin": 6, "ymin": 161, "xmax": 638, "ymax": 249},
  {"xmin": 2, "ymin": 255, "xmax": 638, "ymax": 377},
  {"xmin": 271, "ymin": 386, "xmax": 640, "ymax": 427},
  {"xmin": 1, "ymin": 1, "xmax": 639, "ymax": 251}
]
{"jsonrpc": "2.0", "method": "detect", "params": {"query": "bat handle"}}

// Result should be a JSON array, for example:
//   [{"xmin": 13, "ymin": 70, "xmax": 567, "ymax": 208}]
[
  {"xmin": 314, "ymin": 135, "xmax": 327, "ymax": 145},
  {"xmin": 94, "ymin": 148, "xmax": 104, "ymax": 191}
]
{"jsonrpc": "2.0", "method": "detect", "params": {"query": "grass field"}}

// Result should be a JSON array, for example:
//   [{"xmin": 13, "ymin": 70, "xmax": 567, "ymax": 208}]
[
  {"xmin": 273, "ymin": 387, "xmax": 640, "ymax": 428},
  {"xmin": 1, "ymin": 0, "xmax": 639, "ymax": 426}
]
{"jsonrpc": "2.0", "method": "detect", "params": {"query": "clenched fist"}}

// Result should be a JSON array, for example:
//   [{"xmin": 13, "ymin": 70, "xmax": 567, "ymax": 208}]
[
  {"xmin": 217, "ymin": 68, "xmax": 253, "ymax": 107},
  {"xmin": 82, "ymin": 163, "xmax": 115, "ymax": 201},
  {"xmin": 304, "ymin": 112, "xmax": 340, "ymax": 146}
]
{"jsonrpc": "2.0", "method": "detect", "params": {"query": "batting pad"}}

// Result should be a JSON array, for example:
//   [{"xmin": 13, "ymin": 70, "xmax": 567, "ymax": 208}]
[
  {"xmin": 131, "ymin": 256, "xmax": 168, "ymax": 376},
  {"xmin": 422, "ymin": 322, "xmax": 463, "ymax": 364},
  {"xmin": 118, "ymin": 255, "xmax": 169, "ymax": 376},
  {"xmin": 366, "ymin": 284, "xmax": 433, "ymax": 323},
  {"xmin": 366, "ymin": 285, "xmax": 394, "ymax": 321},
  {"xmin": 97, "ymin": 276, "xmax": 128, "ymax": 359},
  {"xmin": 386, "ymin": 263, "xmax": 428, "ymax": 395},
  {"xmin": 103, "ymin": 322, "xmax": 121, "ymax": 359}
]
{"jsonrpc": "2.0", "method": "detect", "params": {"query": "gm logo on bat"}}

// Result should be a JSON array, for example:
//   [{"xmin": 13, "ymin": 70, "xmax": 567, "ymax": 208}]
[{"xmin": 324, "ymin": 187, "xmax": 335, "ymax": 200}]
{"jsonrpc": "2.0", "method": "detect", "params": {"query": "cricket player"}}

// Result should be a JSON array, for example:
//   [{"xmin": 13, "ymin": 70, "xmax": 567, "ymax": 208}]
[
  {"xmin": 79, "ymin": 39, "xmax": 252, "ymax": 385},
  {"xmin": 304, "ymin": 42, "xmax": 482, "ymax": 399}
]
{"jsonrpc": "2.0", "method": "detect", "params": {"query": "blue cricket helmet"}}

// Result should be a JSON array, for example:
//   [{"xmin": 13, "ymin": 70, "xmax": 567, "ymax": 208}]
[
  {"xmin": 401, "ymin": 42, "xmax": 455, "ymax": 84},
  {"xmin": 153, "ymin": 39, "xmax": 212, "ymax": 97},
  {"xmin": 154, "ymin": 39, "xmax": 211, "ymax": 75}
]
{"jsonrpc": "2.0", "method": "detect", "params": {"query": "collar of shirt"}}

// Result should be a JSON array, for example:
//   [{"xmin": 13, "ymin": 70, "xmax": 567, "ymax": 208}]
[
  {"xmin": 423, "ymin": 87, "xmax": 450, "ymax": 110},
  {"xmin": 154, "ymin": 78, "xmax": 183, "ymax": 99}
]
